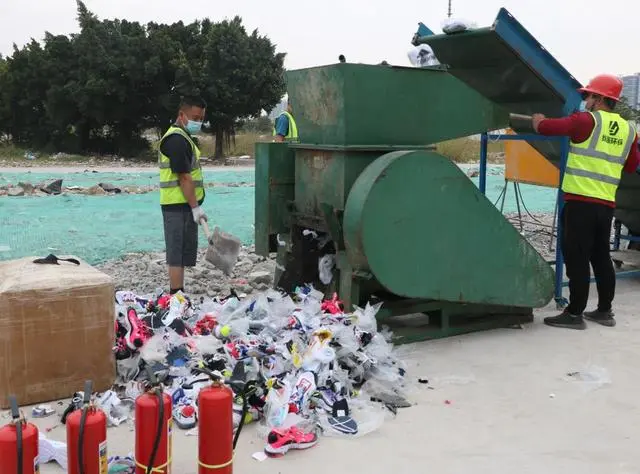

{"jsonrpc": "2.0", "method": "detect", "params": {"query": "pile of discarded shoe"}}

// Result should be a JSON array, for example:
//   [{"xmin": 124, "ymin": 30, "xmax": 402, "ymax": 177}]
[{"xmin": 111, "ymin": 286, "xmax": 410, "ymax": 457}]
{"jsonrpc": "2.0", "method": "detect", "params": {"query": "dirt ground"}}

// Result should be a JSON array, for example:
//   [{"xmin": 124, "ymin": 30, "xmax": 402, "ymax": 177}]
[{"xmin": 24, "ymin": 278, "xmax": 639, "ymax": 474}]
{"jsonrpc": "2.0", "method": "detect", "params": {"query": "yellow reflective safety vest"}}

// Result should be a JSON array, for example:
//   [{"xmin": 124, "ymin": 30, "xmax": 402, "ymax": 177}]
[
  {"xmin": 158, "ymin": 126, "xmax": 205, "ymax": 205},
  {"xmin": 272, "ymin": 111, "xmax": 299, "ymax": 141},
  {"xmin": 561, "ymin": 110, "xmax": 636, "ymax": 203}
]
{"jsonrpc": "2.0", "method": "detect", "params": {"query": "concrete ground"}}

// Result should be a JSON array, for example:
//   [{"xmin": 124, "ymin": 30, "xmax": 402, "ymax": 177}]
[{"xmin": 28, "ymin": 278, "xmax": 639, "ymax": 474}]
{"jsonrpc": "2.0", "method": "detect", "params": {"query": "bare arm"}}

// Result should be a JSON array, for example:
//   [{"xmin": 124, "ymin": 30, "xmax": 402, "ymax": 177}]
[
  {"xmin": 178, "ymin": 173, "xmax": 198, "ymax": 208},
  {"xmin": 274, "ymin": 134, "xmax": 285, "ymax": 142}
]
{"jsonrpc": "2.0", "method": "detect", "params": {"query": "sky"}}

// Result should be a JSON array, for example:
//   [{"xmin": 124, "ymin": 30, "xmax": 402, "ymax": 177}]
[{"xmin": 1, "ymin": 0, "xmax": 639, "ymax": 85}]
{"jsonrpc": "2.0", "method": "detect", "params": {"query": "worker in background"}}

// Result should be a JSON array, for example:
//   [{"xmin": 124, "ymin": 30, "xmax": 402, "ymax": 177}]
[
  {"xmin": 532, "ymin": 74, "xmax": 639, "ymax": 330},
  {"xmin": 158, "ymin": 95, "xmax": 208, "ymax": 295},
  {"xmin": 339, "ymin": 54, "xmax": 346, "ymax": 63},
  {"xmin": 273, "ymin": 101, "xmax": 299, "ymax": 142}
]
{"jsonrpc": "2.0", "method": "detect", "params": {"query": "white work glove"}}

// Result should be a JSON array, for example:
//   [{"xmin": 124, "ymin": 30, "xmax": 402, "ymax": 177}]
[{"xmin": 191, "ymin": 206, "xmax": 208, "ymax": 225}]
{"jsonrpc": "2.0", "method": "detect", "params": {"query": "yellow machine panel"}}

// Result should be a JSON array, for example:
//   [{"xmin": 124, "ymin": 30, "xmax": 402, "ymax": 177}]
[{"xmin": 504, "ymin": 129, "xmax": 559, "ymax": 188}]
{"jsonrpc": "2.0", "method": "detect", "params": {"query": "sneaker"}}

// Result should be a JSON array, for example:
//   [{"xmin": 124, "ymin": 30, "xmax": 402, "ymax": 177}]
[
  {"xmin": 173, "ymin": 398, "xmax": 197, "ymax": 430},
  {"xmin": 311, "ymin": 389, "xmax": 358, "ymax": 435},
  {"xmin": 120, "ymin": 307, "xmax": 151, "ymax": 350},
  {"xmin": 327, "ymin": 398, "xmax": 358, "ymax": 435},
  {"xmin": 232, "ymin": 403, "xmax": 262, "ymax": 431},
  {"xmin": 264, "ymin": 426, "xmax": 318, "ymax": 457},
  {"xmin": 543, "ymin": 311, "xmax": 586, "ymax": 330},
  {"xmin": 584, "ymin": 309, "xmax": 616, "ymax": 327},
  {"xmin": 311, "ymin": 387, "xmax": 337, "ymax": 413},
  {"xmin": 113, "ymin": 337, "xmax": 133, "ymax": 360}
]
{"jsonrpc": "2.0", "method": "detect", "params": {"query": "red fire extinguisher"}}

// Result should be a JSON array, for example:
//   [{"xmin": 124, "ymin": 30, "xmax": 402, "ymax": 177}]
[
  {"xmin": 66, "ymin": 381, "xmax": 108, "ymax": 474},
  {"xmin": 196, "ymin": 366, "xmax": 255, "ymax": 474},
  {"xmin": 0, "ymin": 396, "xmax": 39, "ymax": 474},
  {"xmin": 135, "ymin": 369, "xmax": 172, "ymax": 474}
]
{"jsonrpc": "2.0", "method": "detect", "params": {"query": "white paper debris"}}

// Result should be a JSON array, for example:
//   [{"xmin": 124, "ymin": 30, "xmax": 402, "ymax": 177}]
[{"xmin": 38, "ymin": 434, "xmax": 68, "ymax": 470}]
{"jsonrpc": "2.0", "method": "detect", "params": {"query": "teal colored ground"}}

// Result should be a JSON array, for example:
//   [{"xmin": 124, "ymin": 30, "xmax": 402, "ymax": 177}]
[
  {"xmin": 0, "ymin": 169, "xmax": 254, "ymax": 188},
  {"xmin": 0, "ymin": 166, "xmax": 557, "ymax": 264}
]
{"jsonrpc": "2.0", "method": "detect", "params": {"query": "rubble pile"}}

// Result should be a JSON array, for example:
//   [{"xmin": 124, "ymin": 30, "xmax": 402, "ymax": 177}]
[
  {"xmin": 0, "ymin": 179, "xmax": 253, "ymax": 197},
  {"xmin": 97, "ymin": 247, "xmax": 277, "ymax": 297},
  {"xmin": 100, "ymin": 286, "xmax": 409, "ymax": 460}
]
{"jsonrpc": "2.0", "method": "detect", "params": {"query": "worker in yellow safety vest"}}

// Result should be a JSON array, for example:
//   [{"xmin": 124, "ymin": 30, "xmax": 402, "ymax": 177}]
[
  {"xmin": 158, "ymin": 95, "xmax": 208, "ymax": 295},
  {"xmin": 532, "ymin": 74, "xmax": 639, "ymax": 330},
  {"xmin": 273, "ymin": 101, "xmax": 299, "ymax": 142}
]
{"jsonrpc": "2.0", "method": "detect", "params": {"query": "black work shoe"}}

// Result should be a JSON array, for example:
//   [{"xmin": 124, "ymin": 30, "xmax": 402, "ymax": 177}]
[
  {"xmin": 584, "ymin": 309, "xmax": 616, "ymax": 327},
  {"xmin": 543, "ymin": 311, "xmax": 586, "ymax": 330}
]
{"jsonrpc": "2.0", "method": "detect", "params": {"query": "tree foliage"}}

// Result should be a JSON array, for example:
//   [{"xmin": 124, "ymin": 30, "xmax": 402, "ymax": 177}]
[
  {"xmin": 617, "ymin": 96, "xmax": 640, "ymax": 123},
  {"xmin": 0, "ymin": 1, "xmax": 285, "ymax": 157}
]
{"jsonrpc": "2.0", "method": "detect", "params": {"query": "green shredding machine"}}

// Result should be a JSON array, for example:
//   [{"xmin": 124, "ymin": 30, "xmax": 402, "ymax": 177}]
[{"xmin": 254, "ymin": 10, "xmax": 569, "ymax": 343}]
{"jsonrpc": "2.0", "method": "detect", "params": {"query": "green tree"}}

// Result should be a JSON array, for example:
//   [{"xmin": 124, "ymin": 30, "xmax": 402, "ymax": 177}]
[
  {"xmin": 618, "ymin": 96, "xmax": 640, "ymax": 122},
  {"xmin": 198, "ymin": 17, "xmax": 285, "ymax": 158},
  {"xmin": 0, "ymin": 3, "xmax": 286, "ymax": 158}
]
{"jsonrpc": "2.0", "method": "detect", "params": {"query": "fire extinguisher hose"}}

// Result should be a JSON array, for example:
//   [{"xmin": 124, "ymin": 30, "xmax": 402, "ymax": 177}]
[
  {"xmin": 232, "ymin": 381, "xmax": 257, "ymax": 450},
  {"xmin": 146, "ymin": 387, "xmax": 164, "ymax": 474},
  {"xmin": 9, "ymin": 396, "xmax": 22, "ymax": 474},
  {"xmin": 78, "ymin": 381, "xmax": 93, "ymax": 474}
]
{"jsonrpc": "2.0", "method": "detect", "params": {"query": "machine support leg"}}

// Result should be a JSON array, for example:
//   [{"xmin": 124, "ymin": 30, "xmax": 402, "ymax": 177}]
[
  {"xmin": 554, "ymin": 138, "xmax": 569, "ymax": 309},
  {"xmin": 613, "ymin": 219, "xmax": 622, "ymax": 250},
  {"xmin": 514, "ymin": 182, "xmax": 523, "ymax": 232},
  {"xmin": 499, "ymin": 180, "xmax": 508, "ymax": 213},
  {"xmin": 479, "ymin": 132, "xmax": 488, "ymax": 195},
  {"xmin": 549, "ymin": 199, "xmax": 558, "ymax": 253},
  {"xmin": 336, "ymin": 252, "xmax": 360, "ymax": 311}
]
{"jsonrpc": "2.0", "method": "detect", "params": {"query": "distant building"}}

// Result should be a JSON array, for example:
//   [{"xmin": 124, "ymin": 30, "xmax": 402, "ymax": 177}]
[{"xmin": 621, "ymin": 73, "xmax": 640, "ymax": 109}]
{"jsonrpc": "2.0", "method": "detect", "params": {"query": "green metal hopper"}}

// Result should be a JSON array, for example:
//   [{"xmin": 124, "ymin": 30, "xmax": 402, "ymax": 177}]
[
  {"xmin": 415, "ymin": 8, "xmax": 640, "ymax": 250},
  {"xmin": 255, "ymin": 61, "xmax": 555, "ymax": 343}
]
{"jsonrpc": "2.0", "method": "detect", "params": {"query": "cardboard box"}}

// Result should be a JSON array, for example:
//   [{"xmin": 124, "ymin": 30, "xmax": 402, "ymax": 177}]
[{"xmin": 0, "ymin": 256, "xmax": 115, "ymax": 408}]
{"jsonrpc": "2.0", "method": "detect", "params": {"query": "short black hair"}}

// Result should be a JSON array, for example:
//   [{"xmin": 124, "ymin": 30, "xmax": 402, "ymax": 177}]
[
  {"xmin": 604, "ymin": 97, "xmax": 617, "ymax": 110},
  {"xmin": 180, "ymin": 95, "xmax": 207, "ymax": 110},
  {"xmin": 583, "ymin": 92, "xmax": 617, "ymax": 111}
]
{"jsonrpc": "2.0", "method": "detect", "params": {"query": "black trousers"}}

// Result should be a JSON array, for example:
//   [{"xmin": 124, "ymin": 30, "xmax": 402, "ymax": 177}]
[{"xmin": 561, "ymin": 200, "xmax": 615, "ymax": 314}]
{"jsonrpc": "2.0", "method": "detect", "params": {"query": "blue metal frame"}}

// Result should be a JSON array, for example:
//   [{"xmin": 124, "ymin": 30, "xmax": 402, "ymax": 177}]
[
  {"xmin": 416, "ymin": 22, "xmax": 435, "ymax": 38},
  {"xmin": 480, "ymin": 132, "xmax": 640, "ymax": 308},
  {"xmin": 491, "ymin": 8, "xmax": 583, "ymax": 109}
]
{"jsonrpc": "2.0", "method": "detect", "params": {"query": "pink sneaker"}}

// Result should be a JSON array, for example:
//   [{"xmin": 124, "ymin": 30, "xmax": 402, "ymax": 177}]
[
  {"xmin": 121, "ymin": 307, "xmax": 150, "ymax": 350},
  {"xmin": 264, "ymin": 426, "xmax": 318, "ymax": 457}
]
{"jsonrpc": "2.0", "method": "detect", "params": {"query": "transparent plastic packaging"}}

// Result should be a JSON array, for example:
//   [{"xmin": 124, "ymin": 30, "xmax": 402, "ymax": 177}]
[
  {"xmin": 441, "ymin": 18, "xmax": 477, "ymax": 34},
  {"xmin": 407, "ymin": 44, "xmax": 440, "ymax": 67}
]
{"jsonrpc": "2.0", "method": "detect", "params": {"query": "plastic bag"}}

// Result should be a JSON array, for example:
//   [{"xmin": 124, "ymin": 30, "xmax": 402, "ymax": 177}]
[
  {"xmin": 352, "ymin": 302, "xmax": 382, "ymax": 333},
  {"xmin": 116, "ymin": 355, "xmax": 141, "ymax": 384},
  {"xmin": 565, "ymin": 366, "xmax": 611, "ymax": 392},
  {"xmin": 206, "ymin": 226, "xmax": 241, "ymax": 276},
  {"xmin": 442, "ymin": 18, "xmax": 477, "ymax": 34},
  {"xmin": 620, "ymin": 225, "xmax": 630, "ymax": 250},
  {"xmin": 189, "ymin": 334, "xmax": 223, "ymax": 355},
  {"xmin": 264, "ymin": 379, "xmax": 293, "ymax": 428},
  {"xmin": 407, "ymin": 44, "xmax": 440, "ymax": 68},
  {"xmin": 140, "ymin": 333, "xmax": 171, "ymax": 363},
  {"xmin": 38, "ymin": 434, "xmax": 68, "ymax": 470},
  {"xmin": 97, "ymin": 390, "xmax": 131, "ymax": 427},
  {"xmin": 318, "ymin": 254, "xmax": 336, "ymax": 284}
]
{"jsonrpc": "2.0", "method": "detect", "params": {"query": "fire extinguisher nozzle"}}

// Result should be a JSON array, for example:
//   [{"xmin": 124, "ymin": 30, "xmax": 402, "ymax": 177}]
[
  {"xmin": 8, "ymin": 395, "xmax": 20, "ymax": 420},
  {"xmin": 82, "ymin": 381, "xmax": 93, "ymax": 404}
]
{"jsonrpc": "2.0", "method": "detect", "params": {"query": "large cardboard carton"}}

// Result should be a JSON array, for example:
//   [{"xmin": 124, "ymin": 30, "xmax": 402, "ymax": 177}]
[{"xmin": 0, "ymin": 256, "xmax": 115, "ymax": 408}]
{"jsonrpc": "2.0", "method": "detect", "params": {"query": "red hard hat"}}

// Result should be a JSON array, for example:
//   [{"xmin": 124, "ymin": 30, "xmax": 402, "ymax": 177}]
[{"xmin": 578, "ymin": 74, "xmax": 624, "ymax": 101}]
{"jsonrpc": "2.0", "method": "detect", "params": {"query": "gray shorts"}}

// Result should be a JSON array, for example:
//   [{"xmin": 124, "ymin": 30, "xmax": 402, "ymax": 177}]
[{"xmin": 162, "ymin": 208, "xmax": 198, "ymax": 267}]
